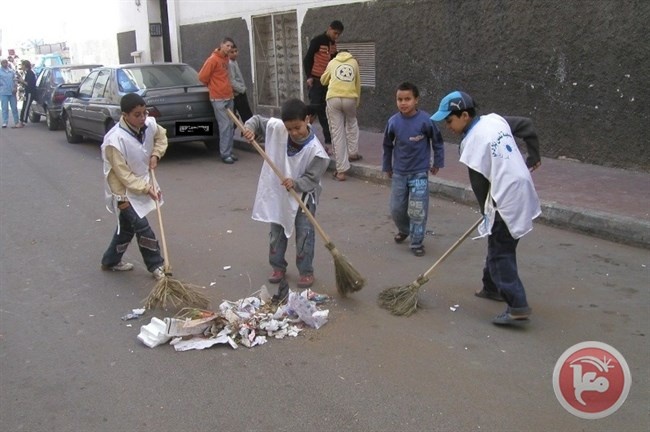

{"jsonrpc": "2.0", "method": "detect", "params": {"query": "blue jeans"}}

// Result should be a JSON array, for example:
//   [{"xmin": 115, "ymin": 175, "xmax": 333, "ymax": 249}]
[
  {"xmin": 390, "ymin": 172, "xmax": 429, "ymax": 248},
  {"xmin": 482, "ymin": 218, "xmax": 529, "ymax": 311},
  {"xmin": 1, "ymin": 94, "xmax": 19, "ymax": 125},
  {"xmin": 269, "ymin": 201, "xmax": 316, "ymax": 276},
  {"xmin": 210, "ymin": 99, "xmax": 234, "ymax": 158},
  {"xmin": 101, "ymin": 204, "xmax": 164, "ymax": 272}
]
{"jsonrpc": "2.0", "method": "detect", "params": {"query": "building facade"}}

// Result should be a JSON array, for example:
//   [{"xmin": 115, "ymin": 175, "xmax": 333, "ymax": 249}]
[{"xmin": 116, "ymin": 0, "xmax": 649, "ymax": 171}]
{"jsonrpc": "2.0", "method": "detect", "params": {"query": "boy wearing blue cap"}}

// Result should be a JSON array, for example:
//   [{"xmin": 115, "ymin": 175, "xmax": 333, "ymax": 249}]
[
  {"xmin": 431, "ymin": 91, "xmax": 541, "ymax": 325},
  {"xmin": 383, "ymin": 82, "xmax": 445, "ymax": 257}
]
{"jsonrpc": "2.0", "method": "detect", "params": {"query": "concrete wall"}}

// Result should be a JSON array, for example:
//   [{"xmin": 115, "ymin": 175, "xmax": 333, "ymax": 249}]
[{"xmin": 301, "ymin": 0, "xmax": 649, "ymax": 171}]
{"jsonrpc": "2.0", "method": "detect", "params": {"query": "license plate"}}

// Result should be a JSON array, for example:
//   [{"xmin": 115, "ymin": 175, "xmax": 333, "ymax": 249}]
[{"xmin": 176, "ymin": 121, "xmax": 213, "ymax": 136}]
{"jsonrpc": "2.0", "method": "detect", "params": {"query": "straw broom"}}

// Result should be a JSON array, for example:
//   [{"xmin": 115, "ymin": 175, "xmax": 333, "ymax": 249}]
[
  {"xmin": 379, "ymin": 218, "xmax": 483, "ymax": 316},
  {"xmin": 143, "ymin": 170, "xmax": 210, "ymax": 310},
  {"xmin": 227, "ymin": 109, "xmax": 365, "ymax": 296}
]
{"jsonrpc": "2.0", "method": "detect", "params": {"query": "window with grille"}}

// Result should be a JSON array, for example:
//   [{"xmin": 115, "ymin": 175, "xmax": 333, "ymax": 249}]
[
  {"xmin": 252, "ymin": 12, "xmax": 301, "ymax": 108},
  {"xmin": 336, "ymin": 42, "xmax": 376, "ymax": 88}
]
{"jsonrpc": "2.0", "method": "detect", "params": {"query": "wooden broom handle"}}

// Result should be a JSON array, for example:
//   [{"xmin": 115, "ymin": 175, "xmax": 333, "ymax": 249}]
[
  {"xmin": 226, "ymin": 109, "xmax": 333, "ymax": 245},
  {"xmin": 421, "ymin": 217, "xmax": 483, "ymax": 280},
  {"xmin": 150, "ymin": 169, "xmax": 171, "ymax": 272}
]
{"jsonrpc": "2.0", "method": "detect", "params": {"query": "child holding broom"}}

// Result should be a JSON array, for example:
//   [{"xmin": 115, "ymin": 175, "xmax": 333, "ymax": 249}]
[
  {"xmin": 383, "ymin": 82, "xmax": 445, "ymax": 257},
  {"xmin": 241, "ymin": 99, "xmax": 330, "ymax": 290},
  {"xmin": 100, "ymin": 92, "xmax": 167, "ymax": 280},
  {"xmin": 431, "ymin": 91, "xmax": 541, "ymax": 325}
]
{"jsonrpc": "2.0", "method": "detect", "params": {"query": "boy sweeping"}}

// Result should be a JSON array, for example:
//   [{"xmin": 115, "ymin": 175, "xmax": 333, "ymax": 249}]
[{"xmin": 242, "ymin": 99, "xmax": 330, "ymax": 291}]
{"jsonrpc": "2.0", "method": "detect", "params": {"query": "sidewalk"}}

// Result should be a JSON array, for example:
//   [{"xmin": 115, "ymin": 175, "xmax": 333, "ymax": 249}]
[{"xmin": 236, "ymin": 129, "xmax": 650, "ymax": 249}]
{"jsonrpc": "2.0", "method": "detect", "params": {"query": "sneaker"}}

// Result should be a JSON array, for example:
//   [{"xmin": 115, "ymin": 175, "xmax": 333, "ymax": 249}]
[
  {"xmin": 268, "ymin": 269, "xmax": 286, "ymax": 284},
  {"xmin": 297, "ymin": 274, "xmax": 314, "ymax": 289},
  {"xmin": 152, "ymin": 266, "xmax": 165, "ymax": 281},
  {"xmin": 101, "ymin": 261, "xmax": 134, "ymax": 272},
  {"xmin": 492, "ymin": 308, "xmax": 531, "ymax": 326},
  {"xmin": 221, "ymin": 156, "xmax": 235, "ymax": 164},
  {"xmin": 475, "ymin": 288, "xmax": 505, "ymax": 302},
  {"xmin": 412, "ymin": 246, "xmax": 425, "ymax": 257},
  {"xmin": 230, "ymin": 154, "xmax": 239, "ymax": 161},
  {"xmin": 2, "ymin": 124, "xmax": 7, "ymax": 128}
]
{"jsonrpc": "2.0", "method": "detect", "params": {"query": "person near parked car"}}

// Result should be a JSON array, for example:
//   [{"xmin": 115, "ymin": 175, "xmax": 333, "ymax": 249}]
[
  {"xmin": 241, "ymin": 99, "xmax": 330, "ymax": 290},
  {"xmin": 0, "ymin": 59, "xmax": 20, "ymax": 128},
  {"xmin": 431, "ymin": 90, "xmax": 541, "ymax": 326},
  {"xmin": 320, "ymin": 49, "xmax": 361, "ymax": 181},
  {"xmin": 199, "ymin": 37, "xmax": 237, "ymax": 164},
  {"xmin": 303, "ymin": 20, "xmax": 344, "ymax": 155},
  {"xmin": 228, "ymin": 43, "xmax": 253, "ymax": 125},
  {"xmin": 18, "ymin": 60, "xmax": 37, "ymax": 127},
  {"xmin": 100, "ymin": 93, "xmax": 167, "ymax": 281}
]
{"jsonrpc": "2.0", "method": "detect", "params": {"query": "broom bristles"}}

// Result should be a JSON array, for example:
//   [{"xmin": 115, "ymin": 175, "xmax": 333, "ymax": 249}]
[
  {"xmin": 333, "ymin": 253, "xmax": 365, "ymax": 297},
  {"xmin": 378, "ymin": 283, "xmax": 419, "ymax": 316},
  {"xmin": 144, "ymin": 276, "xmax": 210, "ymax": 310}
]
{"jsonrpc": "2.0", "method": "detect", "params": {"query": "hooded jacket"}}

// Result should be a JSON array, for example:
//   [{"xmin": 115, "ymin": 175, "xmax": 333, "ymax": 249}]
[
  {"xmin": 198, "ymin": 49, "xmax": 233, "ymax": 100},
  {"xmin": 320, "ymin": 51, "xmax": 360, "ymax": 104}
]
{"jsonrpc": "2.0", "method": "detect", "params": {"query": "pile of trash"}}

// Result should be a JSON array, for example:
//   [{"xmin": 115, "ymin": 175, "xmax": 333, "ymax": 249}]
[{"xmin": 137, "ymin": 287, "xmax": 330, "ymax": 351}]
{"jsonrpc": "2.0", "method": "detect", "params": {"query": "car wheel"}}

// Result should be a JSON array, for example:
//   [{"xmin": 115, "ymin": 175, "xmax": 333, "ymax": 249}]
[
  {"xmin": 64, "ymin": 112, "xmax": 83, "ymax": 144},
  {"xmin": 29, "ymin": 110, "xmax": 41, "ymax": 123},
  {"xmin": 204, "ymin": 138, "xmax": 220, "ymax": 152},
  {"xmin": 105, "ymin": 119, "xmax": 116, "ymax": 134},
  {"xmin": 46, "ymin": 110, "xmax": 59, "ymax": 131}
]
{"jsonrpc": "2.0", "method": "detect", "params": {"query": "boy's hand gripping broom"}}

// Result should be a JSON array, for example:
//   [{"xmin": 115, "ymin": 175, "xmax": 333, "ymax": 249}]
[
  {"xmin": 378, "ymin": 217, "xmax": 482, "ymax": 316},
  {"xmin": 143, "ymin": 170, "xmax": 210, "ymax": 310},
  {"xmin": 227, "ymin": 109, "xmax": 365, "ymax": 296}
]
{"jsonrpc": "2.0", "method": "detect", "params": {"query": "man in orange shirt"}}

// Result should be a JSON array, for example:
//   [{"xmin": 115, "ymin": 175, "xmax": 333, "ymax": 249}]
[{"xmin": 199, "ymin": 37, "xmax": 237, "ymax": 164}]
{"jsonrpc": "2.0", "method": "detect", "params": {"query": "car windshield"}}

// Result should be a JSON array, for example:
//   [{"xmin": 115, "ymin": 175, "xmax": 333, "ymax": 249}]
[
  {"xmin": 54, "ymin": 67, "xmax": 96, "ymax": 85},
  {"xmin": 116, "ymin": 65, "xmax": 202, "ymax": 92}
]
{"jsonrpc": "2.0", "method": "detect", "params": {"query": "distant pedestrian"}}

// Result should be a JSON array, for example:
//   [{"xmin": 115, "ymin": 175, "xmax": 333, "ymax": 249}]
[
  {"xmin": 242, "ymin": 99, "xmax": 330, "ymax": 290},
  {"xmin": 321, "ymin": 49, "xmax": 361, "ymax": 181},
  {"xmin": 303, "ymin": 20, "xmax": 344, "ymax": 154},
  {"xmin": 0, "ymin": 59, "xmax": 20, "ymax": 128},
  {"xmin": 100, "ymin": 93, "xmax": 167, "ymax": 280},
  {"xmin": 199, "ymin": 37, "xmax": 237, "ymax": 164},
  {"xmin": 431, "ymin": 90, "xmax": 541, "ymax": 326},
  {"xmin": 228, "ymin": 43, "xmax": 253, "ymax": 125},
  {"xmin": 18, "ymin": 60, "xmax": 37, "ymax": 127},
  {"xmin": 383, "ymin": 82, "xmax": 445, "ymax": 257}
]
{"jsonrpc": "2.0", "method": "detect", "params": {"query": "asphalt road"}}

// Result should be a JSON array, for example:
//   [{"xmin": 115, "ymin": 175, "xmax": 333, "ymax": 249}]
[{"xmin": 1, "ymin": 123, "xmax": 648, "ymax": 432}]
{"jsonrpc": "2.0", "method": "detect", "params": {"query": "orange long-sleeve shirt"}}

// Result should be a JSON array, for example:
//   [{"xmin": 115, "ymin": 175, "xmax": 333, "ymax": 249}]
[{"xmin": 198, "ymin": 49, "xmax": 233, "ymax": 100}]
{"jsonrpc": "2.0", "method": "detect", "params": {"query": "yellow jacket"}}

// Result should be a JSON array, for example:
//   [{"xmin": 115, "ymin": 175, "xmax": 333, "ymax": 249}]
[{"xmin": 320, "ymin": 51, "xmax": 361, "ymax": 105}]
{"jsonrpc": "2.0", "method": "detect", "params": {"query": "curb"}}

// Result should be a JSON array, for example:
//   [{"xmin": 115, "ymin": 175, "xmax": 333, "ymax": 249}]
[
  {"xmin": 235, "ymin": 140, "xmax": 649, "ymax": 249},
  {"xmin": 347, "ymin": 162, "xmax": 650, "ymax": 250}
]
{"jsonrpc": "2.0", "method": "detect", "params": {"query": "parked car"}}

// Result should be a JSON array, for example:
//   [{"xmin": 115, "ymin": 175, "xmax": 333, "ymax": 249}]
[
  {"xmin": 30, "ymin": 64, "xmax": 102, "ymax": 130},
  {"xmin": 61, "ymin": 63, "xmax": 218, "ymax": 150}
]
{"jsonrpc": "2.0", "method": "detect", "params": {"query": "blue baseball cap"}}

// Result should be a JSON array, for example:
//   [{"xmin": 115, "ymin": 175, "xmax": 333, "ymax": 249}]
[{"xmin": 430, "ymin": 91, "xmax": 475, "ymax": 121}]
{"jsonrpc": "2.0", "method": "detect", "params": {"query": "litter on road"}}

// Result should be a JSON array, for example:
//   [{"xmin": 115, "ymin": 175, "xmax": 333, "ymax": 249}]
[{"xmin": 137, "ymin": 288, "xmax": 330, "ymax": 351}]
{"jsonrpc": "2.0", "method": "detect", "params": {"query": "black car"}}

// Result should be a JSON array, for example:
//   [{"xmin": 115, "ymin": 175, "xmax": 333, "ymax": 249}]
[
  {"xmin": 29, "ymin": 64, "xmax": 102, "ymax": 130},
  {"xmin": 61, "ymin": 63, "xmax": 218, "ymax": 150}
]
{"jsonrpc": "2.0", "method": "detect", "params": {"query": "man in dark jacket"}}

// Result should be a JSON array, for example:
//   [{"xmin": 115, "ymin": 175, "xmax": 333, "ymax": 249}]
[{"xmin": 303, "ymin": 20, "xmax": 344, "ymax": 151}]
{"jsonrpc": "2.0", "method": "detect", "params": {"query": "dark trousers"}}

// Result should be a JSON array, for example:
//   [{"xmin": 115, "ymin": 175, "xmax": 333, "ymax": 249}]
[
  {"xmin": 20, "ymin": 92, "xmax": 34, "ymax": 123},
  {"xmin": 101, "ymin": 204, "xmax": 164, "ymax": 272},
  {"xmin": 233, "ymin": 92, "xmax": 253, "ymax": 124},
  {"xmin": 482, "ymin": 218, "xmax": 529, "ymax": 310},
  {"xmin": 308, "ymin": 80, "xmax": 331, "ymax": 144}
]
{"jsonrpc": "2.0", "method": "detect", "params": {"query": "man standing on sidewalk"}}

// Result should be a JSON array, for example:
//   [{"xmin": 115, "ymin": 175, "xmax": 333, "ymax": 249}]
[
  {"xmin": 199, "ymin": 37, "xmax": 237, "ymax": 164},
  {"xmin": 303, "ymin": 20, "xmax": 344, "ymax": 153}
]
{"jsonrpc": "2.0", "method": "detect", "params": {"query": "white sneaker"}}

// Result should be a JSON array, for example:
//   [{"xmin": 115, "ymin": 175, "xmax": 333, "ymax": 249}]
[
  {"xmin": 101, "ymin": 261, "xmax": 134, "ymax": 272},
  {"xmin": 152, "ymin": 266, "xmax": 165, "ymax": 280}
]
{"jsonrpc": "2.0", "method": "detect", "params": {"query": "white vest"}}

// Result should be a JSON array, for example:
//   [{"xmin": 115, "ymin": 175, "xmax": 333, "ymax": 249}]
[
  {"xmin": 460, "ymin": 114, "xmax": 541, "ymax": 239},
  {"xmin": 252, "ymin": 119, "xmax": 328, "ymax": 237},
  {"xmin": 101, "ymin": 116, "xmax": 161, "ymax": 219}
]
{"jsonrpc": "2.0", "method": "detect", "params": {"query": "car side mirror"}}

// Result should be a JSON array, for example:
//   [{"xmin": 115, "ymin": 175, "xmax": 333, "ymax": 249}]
[{"xmin": 64, "ymin": 90, "xmax": 77, "ymax": 98}]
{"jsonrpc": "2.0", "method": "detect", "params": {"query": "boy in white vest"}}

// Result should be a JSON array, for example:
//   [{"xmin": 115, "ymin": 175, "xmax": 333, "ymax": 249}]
[
  {"xmin": 242, "ymin": 99, "xmax": 330, "ymax": 290},
  {"xmin": 100, "ymin": 93, "xmax": 168, "ymax": 280},
  {"xmin": 431, "ymin": 91, "xmax": 541, "ymax": 326}
]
